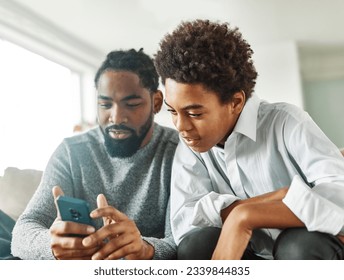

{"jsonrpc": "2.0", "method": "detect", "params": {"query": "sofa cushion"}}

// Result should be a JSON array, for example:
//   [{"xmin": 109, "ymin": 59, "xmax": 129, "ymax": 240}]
[{"xmin": 0, "ymin": 167, "xmax": 42, "ymax": 221}]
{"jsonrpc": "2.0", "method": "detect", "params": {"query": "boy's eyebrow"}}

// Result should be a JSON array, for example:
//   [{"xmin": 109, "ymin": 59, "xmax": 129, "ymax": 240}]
[
  {"xmin": 164, "ymin": 99, "xmax": 204, "ymax": 110},
  {"xmin": 163, "ymin": 99, "xmax": 171, "ymax": 107}
]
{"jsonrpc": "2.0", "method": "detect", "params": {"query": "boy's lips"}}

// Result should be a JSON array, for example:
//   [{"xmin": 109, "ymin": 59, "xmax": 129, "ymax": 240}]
[{"xmin": 182, "ymin": 136, "xmax": 200, "ymax": 147}]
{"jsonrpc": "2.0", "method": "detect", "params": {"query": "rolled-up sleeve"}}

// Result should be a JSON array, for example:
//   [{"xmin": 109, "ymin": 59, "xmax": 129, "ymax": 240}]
[
  {"xmin": 283, "ymin": 115, "xmax": 344, "ymax": 236},
  {"xmin": 283, "ymin": 175, "xmax": 344, "ymax": 235}
]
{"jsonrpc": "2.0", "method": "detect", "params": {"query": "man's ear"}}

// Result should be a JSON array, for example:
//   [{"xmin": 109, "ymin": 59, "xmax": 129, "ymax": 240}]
[{"xmin": 152, "ymin": 90, "xmax": 163, "ymax": 114}]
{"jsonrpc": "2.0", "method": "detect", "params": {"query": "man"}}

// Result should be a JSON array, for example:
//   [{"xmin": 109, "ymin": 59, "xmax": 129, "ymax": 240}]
[
  {"xmin": 11, "ymin": 49, "xmax": 179, "ymax": 260},
  {"xmin": 154, "ymin": 19, "xmax": 344, "ymax": 260}
]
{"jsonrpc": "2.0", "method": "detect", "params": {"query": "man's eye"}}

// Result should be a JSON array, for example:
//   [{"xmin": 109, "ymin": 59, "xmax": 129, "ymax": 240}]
[
  {"xmin": 127, "ymin": 103, "xmax": 141, "ymax": 107},
  {"xmin": 99, "ymin": 103, "xmax": 112, "ymax": 109}
]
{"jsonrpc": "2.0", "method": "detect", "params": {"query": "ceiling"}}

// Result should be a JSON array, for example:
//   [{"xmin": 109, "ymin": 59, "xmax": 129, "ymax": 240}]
[{"xmin": 3, "ymin": 0, "xmax": 344, "ymax": 67}]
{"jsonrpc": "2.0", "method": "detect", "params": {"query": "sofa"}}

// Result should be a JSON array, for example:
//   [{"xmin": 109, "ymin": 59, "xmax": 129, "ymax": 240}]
[{"xmin": 0, "ymin": 167, "xmax": 43, "ymax": 259}]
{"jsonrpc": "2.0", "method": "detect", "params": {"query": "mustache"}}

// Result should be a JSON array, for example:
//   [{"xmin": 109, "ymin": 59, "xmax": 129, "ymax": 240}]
[{"xmin": 105, "ymin": 124, "xmax": 135, "ymax": 134}]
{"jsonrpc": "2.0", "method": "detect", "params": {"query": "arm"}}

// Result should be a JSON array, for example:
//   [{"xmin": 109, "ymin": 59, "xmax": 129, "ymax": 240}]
[
  {"xmin": 213, "ymin": 200, "xmax": 304, "ymax": 260},
  {"xmin": 11, "ymin": 141, "xmax": 84, "ymax": 259},
  {"xmin": 141, "ymin": 199, "xmax": 177, "ymax": 260},
  {"xmin": 170, "ymin": 140, "xmax": 239, "ymax": 245},
  {"xmin": 214, "ymin": 113, "xmax": 344, "ymax": 260},
  {"xmin": 282, "ymin": 115, "xmax": 344, "ymax": 236},
  {"xmin": 221, "ymin": 186, "xmax": 288, "ymax": 222}
]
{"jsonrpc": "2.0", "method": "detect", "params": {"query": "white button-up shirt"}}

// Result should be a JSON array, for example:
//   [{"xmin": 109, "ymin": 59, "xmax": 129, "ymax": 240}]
[{"xmin": 171, "ymin": 94, "xmax": 344, "ymax": 259}]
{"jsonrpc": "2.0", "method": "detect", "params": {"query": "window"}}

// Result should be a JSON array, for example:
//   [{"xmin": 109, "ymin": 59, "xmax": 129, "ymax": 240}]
[{"xmin": 0, "ymin": 39, "xmax": 81, "ymax": 174}]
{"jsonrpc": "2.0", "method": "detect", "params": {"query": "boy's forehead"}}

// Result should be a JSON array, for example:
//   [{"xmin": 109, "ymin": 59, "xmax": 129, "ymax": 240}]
[{"xmin": 165, "ymin": 78, "xmax": 219, "ymax": 107}]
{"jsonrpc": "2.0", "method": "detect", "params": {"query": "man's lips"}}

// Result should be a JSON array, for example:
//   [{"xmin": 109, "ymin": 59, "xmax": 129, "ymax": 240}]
[{"xmin": 108, "ymin": 129, "xmax": 132, "ymax": 140}]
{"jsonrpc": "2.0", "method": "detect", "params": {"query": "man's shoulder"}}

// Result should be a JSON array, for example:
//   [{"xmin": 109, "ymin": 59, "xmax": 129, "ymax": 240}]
[
  {"xmin": 62, "ymin": 127, "xmax": 101, "ymax": 147},
  {"xmin": 155, "ymin": 123, "xmax": 179, "ymax": 146}
]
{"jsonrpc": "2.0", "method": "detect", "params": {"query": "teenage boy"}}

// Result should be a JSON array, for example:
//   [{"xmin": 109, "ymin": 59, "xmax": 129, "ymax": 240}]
[{"xmin": 154, "ymin": 19, "xmax": 344, "ymax": 260}]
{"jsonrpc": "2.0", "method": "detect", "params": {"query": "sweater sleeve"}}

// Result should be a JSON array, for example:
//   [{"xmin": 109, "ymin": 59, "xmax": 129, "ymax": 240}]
[
  {"xmin": 142, "ymin": 200, "xmax": 177, "ymax": 260},
  {"xmin": 11, "ymin": 141, "xmax": 73, "ymax": 259}
]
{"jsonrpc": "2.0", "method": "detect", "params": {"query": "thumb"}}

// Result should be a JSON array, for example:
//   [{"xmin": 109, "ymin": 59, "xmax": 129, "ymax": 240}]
[
  {"xmin": 97, "ymin": 193, "xmax": 109, "ymax": 226},
  {"xmin": 52, "ymin": 185, "xmax": 64, "ymax": 219},
  {"xmin": 97, "ymin": 193, "xmax": 108, "ymax": 208}
]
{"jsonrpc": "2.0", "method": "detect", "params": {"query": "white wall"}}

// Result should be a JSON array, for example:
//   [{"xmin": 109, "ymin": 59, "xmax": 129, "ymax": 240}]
[{"xmin": 253, "ymin": 41, "xmax": 303, "ymax": 108}]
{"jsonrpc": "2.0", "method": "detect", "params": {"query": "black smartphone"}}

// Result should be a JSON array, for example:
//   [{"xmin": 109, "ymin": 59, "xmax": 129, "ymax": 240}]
[{"xmin": 56, "ymin": 195, "xmax": 94, "ymax": 226}]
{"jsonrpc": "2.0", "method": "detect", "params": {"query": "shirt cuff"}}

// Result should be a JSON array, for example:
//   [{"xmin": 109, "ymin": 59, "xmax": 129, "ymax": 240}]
[
  {"xmin": 283, "ymin": 175, "xmax": 344, "ymax": 235},
  {"xmin": 191, "ymin": 191, "xmax": 239, "ymax": 228}
]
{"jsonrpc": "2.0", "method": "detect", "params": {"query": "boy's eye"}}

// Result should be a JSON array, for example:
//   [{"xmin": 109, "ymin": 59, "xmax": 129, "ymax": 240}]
[
  {"xmin": 189, "ymin": 113, "xmax": 202, "ymax": 117},
  {"xmin": 167, "ymin": 109, "xmax": 177, "ymax": 115}
]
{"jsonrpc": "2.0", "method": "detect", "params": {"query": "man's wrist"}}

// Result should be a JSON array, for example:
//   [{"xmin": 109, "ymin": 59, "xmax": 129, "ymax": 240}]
[{"xmin": 141, "ymin": 239, "xmax": 155, "ymax": 259}]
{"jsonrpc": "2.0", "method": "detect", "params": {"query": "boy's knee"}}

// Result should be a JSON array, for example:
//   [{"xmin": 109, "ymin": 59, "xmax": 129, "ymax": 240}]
[
  {"xmin": 273, "ymin": 228, "xmax": 344, "ymax": 260},
  {"xmin": 177, "ymin": 227, "xmax": 221, "ymax": 260}
]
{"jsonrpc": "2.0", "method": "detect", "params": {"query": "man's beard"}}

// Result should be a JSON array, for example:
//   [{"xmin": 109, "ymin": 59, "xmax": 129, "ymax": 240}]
[{"xmin": 101, "ymin": 112, "xmax": 153, "ymax": 158}]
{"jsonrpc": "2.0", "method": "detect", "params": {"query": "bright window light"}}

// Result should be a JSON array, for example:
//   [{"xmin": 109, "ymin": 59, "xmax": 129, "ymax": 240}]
[{"xmin": 0, "ymin": 39, "xmax": 81, "ymax": 174}]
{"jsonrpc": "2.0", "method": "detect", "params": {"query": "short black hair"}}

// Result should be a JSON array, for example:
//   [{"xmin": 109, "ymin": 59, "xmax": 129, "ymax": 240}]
[
  {"xmin": 95, "ymin": 48, "xmax": 159, "ymax": 93},
  {"xmin": 154, "ymin": 19, "xmax": 257, "ymax": 103}
]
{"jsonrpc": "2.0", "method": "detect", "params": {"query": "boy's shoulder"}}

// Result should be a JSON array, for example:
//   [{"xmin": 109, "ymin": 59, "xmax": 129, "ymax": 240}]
[{"xmin": 259, "ymin": 100, "xmax": 308, "ymax": 122}]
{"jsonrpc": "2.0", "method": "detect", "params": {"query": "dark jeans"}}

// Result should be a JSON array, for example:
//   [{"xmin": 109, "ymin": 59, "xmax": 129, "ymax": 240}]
[
  {"xmin": 177, "ymin": 227, "xmax": 344, "ymax": 260},
  {"xmin": 0, "ymin": 210, "xmax": 20, "ymax": 260}
]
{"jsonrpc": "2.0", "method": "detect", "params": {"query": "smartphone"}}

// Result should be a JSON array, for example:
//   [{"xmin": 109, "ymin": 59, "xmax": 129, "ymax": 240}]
[{"xmin": 56, "ymin": 195, "xmax": 94, "ymax": 226}]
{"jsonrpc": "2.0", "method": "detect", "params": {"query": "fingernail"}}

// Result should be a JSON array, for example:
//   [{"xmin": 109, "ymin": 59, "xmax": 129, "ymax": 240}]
[
  {"xmin": 83, "ymin": 236, "xmax": 92, "ymax": 246},
  {"xmin": 87, "ymin": 226, "xmax": 95, "ymax": 234},
  {"xmin": 92, "ymin": 253, "xmax": 101, "ymax": 260}
]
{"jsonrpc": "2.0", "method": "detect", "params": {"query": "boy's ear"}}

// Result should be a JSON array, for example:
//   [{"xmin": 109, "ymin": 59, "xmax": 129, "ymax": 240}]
[
  {"xmin": 153, "ymin": 90, "xmax": 163, "ymax": 114},
  {"xmin": 231, "ymin": 91, "xmax": 246, "ymax": 114}
]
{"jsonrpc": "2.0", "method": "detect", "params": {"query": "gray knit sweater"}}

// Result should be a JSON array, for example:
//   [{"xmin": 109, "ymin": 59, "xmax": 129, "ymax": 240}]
[{"xmin": 11, "ymin": 123, "xmax": 179, "ymax": 259}]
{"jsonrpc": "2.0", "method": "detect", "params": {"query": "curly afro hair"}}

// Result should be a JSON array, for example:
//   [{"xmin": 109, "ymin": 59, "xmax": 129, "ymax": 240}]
[
  {"xmin": 154, "ymin": 19, "xmax": 257, "ymax": 103},
  {"xmin": 95, "ymin": 48, "xmax": 159, "ymax": 93}
]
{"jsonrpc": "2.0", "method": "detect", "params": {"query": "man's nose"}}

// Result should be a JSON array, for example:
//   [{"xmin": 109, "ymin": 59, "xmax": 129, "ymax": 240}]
[{"xmin": 109, "ymin": 106, "xmax": 128, "ymax": 124}]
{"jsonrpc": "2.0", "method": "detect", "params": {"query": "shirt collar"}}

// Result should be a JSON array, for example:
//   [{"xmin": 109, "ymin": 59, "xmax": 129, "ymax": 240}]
[{"xmin": 231, "ymin": 93, "xmax": 261, "ymax": 142}]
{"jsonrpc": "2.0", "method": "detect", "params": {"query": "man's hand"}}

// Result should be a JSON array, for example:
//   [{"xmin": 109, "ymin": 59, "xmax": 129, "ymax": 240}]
[
  {"xmin": 50, "ymin": 186, "xmax": 99, "ymax": 260},
  {"xmin": 81, "ymin": 194, "xmax": 154, "ymax": 260}
]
